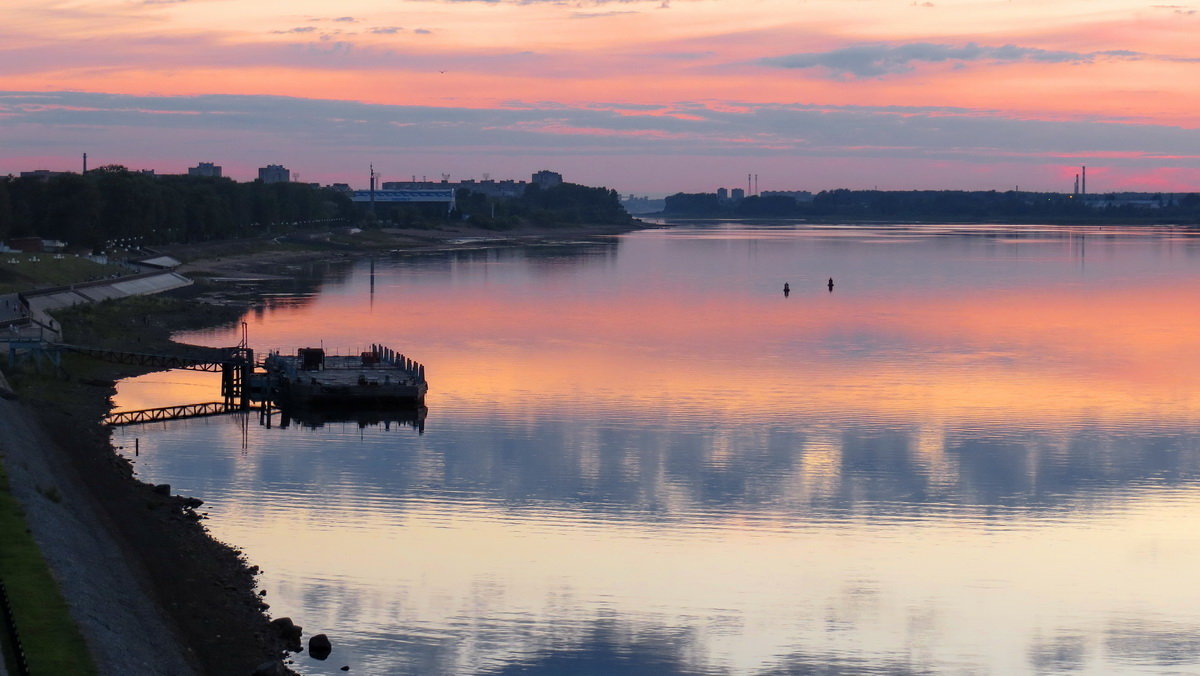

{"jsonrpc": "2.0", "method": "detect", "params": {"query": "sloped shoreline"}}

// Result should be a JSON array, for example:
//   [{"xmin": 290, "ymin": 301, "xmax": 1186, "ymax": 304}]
[{"xmin": 2, "ymin": 294, "xmax": 293, "ymax": 675}]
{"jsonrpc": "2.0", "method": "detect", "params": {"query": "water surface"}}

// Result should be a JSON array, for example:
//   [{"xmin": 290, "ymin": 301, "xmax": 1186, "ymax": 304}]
[{"xmin": 115, "ymin": 223, "xmax": 1200, "ymax": 674}]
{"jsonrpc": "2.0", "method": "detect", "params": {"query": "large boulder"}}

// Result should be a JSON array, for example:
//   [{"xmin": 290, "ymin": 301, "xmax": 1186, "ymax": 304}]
[
  {"xmin": 309, "ymin": 633, "xmax": 332, "ymax": 660},
  {"xmin": 269, "ymin": 616, "xmax": 303, "ymax": 651}
]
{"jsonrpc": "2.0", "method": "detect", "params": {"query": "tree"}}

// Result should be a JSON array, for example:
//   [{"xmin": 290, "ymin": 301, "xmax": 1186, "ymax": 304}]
[{"xmin": 0, "ymin": 178, "xmax": 12, "ymax": 241}]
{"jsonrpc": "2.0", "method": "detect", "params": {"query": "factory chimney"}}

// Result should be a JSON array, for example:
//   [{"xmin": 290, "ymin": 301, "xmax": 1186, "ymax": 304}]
[
  {"xmin": 369, "ymin": 164, "xmax": 376, "ymax": 214},
  {"xmin": 1082, "ymin": 166, "xmax": 1087, "ymax": 195},
  {"xmin": 82, "ymin": 152, "xmax": 87, "ymax": 174}
]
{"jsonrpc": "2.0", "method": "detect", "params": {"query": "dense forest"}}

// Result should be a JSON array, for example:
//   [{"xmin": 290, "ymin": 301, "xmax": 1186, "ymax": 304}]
[
  {"xmin": 664, "ymin": 189, "xmax": 1200, "ymax": 223},
  {"xmin": 0, "ymin": 169, "xmax": 633, "ymax": 250},
  {"xmin": 372, "ymin": 182, "xmax": 632, "ymax": 229},
  {"xmin": 0, "ymin": 167, "xmax": 355, "ymax": 250}
]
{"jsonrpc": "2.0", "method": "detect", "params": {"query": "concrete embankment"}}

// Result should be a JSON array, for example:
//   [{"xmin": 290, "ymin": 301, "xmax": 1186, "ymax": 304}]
[
  {"xmin": 1, "ymin": 289, "xmax": 293, "ymax": 675},
  {"xmin": 0, "ymin": 395, "xmax": 201, "ymax": 675},
  {"xmin": 4, "ymin": 272, "xmax": 192, "ymax": 344},
  {"xmin": 24, "ymin": 271, "xmax": 192, "ymax": 312}
]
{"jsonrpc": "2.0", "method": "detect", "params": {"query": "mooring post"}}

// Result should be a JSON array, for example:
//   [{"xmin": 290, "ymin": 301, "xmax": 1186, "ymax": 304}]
[
  {"xmin": 220, "ymin": 363, "xmax": 232, "ymax": 404},
  {"xmin": 242, "ymin": 348, "xmax": 253, "ymax": 410}
]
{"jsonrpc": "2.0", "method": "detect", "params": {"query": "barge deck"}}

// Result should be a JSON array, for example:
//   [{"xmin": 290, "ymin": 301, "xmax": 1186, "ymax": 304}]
[{"xmin": 261, "ymin": 344, "xmax": 427, "ymax": 406}]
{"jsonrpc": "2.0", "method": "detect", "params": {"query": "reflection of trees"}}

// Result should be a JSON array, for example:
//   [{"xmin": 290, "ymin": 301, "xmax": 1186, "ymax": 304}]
[
  {"xmin": 190, "ymin": 259, "xmax": 352, "ymax": 329},
  {"xmin": 217, "ymin": 242, "xmax": 621, "ymax": 328},
  {"xmin": 376, "ymin": 241, "xmax": 621, "ymax": 281}
]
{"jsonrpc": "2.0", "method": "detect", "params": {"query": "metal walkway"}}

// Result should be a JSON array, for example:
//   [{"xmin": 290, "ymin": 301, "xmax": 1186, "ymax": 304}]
[
  {"xmin": 53, "ymin": 344, "xmax": 241, "ymax": 372},
  {"xmin": 53, "ymin": 343, "xmax": 255, "ymax": 409},
  {"xmin": 104, "ymin": 401, "xmax": 257, "ymax": 426}
]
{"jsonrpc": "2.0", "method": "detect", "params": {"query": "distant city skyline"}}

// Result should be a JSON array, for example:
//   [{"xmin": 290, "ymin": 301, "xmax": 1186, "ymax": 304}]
[
  {"xmin": 12, "ymin": 156, "xmax": 1197, "ymax": 200},
  {"xmin": 3, "ymin": 0, "xmax": 1199, "ymax": 194}
]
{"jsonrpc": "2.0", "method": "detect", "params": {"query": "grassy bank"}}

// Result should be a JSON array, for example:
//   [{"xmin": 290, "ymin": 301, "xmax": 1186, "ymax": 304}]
[
  {"xmin": 0, "ymin": 462, "xmax": 98, "ymax": 676},
  {"xmin": 0, "ymin": 254, "xmax": 126, "ymax": 295},
  {"xmin": 52, "ymin": 294, "xmax": 244, "ymax": 353}
]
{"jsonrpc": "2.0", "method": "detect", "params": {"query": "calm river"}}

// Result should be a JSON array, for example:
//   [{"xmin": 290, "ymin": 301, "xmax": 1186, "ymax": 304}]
[{"xmin": 114, "ymin": 223, "xmax": 1200, "ymax": 674}]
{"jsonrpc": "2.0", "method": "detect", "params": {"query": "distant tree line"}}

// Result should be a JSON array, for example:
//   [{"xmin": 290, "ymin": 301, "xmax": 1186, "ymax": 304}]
[
  {"xmin": 0, "ymin": 166, "xmax": 355, "ymax": 250},
  {"xmin": 0, "ymin": 168, "xmax": 634, "ymax": 247},
  {"xmin": 361, "ymin": 182, "xmax": 632, "ymax": 229},
  {"xmin": 450, "ymin": 183, "xmax": 632, "ymax": 229},
  {"xmin": 663, "ymin": 189, "xmax": 1200, "ymax": 223}
]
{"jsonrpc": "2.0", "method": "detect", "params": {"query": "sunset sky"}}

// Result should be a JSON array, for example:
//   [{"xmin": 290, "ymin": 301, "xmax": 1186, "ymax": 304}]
[{"xmin": 3, "ymin": 0, "xmax": 1199, "ymax": 193}]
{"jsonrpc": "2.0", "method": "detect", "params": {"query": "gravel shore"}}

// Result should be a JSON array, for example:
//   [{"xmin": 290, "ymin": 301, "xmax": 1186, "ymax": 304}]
[
  {"xmin": 0, "ymin": 297, "xmax": 290, "ymax": 675},
  {"xmin": 0, "ymin": 396, "xmax": 201, "ymax": 675}
]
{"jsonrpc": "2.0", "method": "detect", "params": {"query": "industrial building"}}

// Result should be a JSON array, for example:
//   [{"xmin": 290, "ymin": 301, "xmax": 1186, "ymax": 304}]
[
  {"xmin": 188, "ymin": 162, "xmax": 222, "ymax": 178},
  {"xmin": 532, "ymin": 170, "xmax": 563, "ymax": 188},
  {"xmin": 18, "ymin": 170, "xmax": 65, "ymax": 181},
  {"xmin": 258, "ymin": 164, "xmax": 290, "ymax": 184}
]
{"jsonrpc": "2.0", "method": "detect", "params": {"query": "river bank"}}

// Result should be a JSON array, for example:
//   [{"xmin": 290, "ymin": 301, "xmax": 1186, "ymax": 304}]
[
  {"xmin": 162, "ymin": 221, "xmax": 644, "ymax": 279},
  {"xmin": 6, "ymin": 295, "xmax": 290, "ymax": 675},
  {"xmin": 0, "ymin": 219, "xmax": 645, "ymax": 675}
]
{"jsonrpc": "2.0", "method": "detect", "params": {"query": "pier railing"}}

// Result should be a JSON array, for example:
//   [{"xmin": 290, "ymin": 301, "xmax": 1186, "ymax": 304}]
[{"xmin": 371, "ymin": 344, "xmax": 426, "ymax": 382}]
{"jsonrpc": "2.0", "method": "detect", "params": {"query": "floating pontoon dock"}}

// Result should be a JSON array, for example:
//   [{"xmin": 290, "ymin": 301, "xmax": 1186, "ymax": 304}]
[{"xmin": 260, "ymin": 344, "xmax": 427, "ymax": 407}]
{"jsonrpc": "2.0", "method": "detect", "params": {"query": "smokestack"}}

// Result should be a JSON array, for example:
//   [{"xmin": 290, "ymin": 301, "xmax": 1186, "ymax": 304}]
[
  {"xmin": 82, "ymin": 152, "xmax": 87, "ymax": 174},
  {"xmin": 1074, "ymin": 174, "xmax": 1079, "ymax": 196},
  {"xmin": 748, "ymin": 173, "xmax": 752, "ymax": 195},
  {"xmin": 1082, "ymin": 166, "xmax": 1087, "ymax": 195},
  {"xmin": 754, "ymin": 174, "xmax": 758, "ymax": 195}
]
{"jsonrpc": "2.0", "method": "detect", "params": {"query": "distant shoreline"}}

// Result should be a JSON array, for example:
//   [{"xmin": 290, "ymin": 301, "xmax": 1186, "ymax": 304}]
[
  {"xmin": 161, "ymin": 220, "xmax": 647, "ymax": 278},
  {"xmin": 646, "ymin": 214, "xmax": 1200, "ymax": 226}
]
